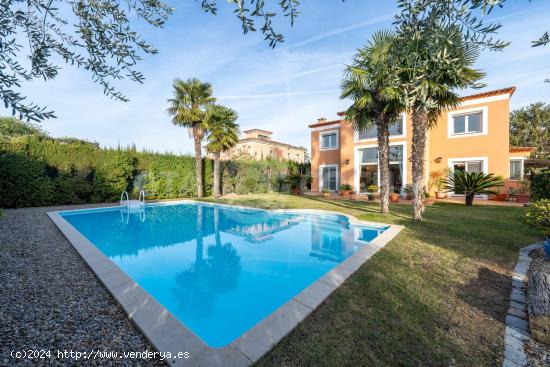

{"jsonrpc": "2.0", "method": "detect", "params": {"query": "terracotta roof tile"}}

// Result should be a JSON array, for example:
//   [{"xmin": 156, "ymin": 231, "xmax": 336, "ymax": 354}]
[
  {"xmin": 509, "ymin": 146, "xmax": 535, "ymax": 153},
  {"xmin": 460, "ymin": 86, "xmax": 516, "ymax": 101},
  {"xmin": 308, "ymin": 119, "xmax": 343, "ymax": 128}
]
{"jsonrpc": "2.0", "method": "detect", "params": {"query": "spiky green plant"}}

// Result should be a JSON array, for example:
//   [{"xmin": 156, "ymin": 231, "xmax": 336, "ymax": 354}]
[
  {"xmin": 205, "ymin": 105, "xmax": 240, "ymax": 197},
  {"xmin": 444, "ymin": 170, "xmax": 504, "ymax": 206}
]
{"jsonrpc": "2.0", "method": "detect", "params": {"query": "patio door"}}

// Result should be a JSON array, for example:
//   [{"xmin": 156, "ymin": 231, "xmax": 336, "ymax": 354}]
[
  {"xmin": 452, "ymin": 160, "xmax": 483, "ymax": 195},
  {"xmin": 321, "ymin": 166, "xmax": 338, "ymax": 191}
]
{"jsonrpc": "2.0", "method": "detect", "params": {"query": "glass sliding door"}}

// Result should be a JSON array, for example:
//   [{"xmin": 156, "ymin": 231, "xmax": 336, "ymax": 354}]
[
  {"xmin": 321, "ymin": 166, "xmax": 338, "ymax": 191},
  {"xmin": 451, "ymin": 160, "xmax": 483, "ymax": 194},
  {"xmin": 358, "ymin": 145, "xmax": 404, "ymax": 193}
]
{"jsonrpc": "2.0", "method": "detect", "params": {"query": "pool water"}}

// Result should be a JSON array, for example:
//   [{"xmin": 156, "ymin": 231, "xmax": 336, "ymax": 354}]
[{"xmin": 60, "ymin": 202, "xmax": 386, "ymax": 347}]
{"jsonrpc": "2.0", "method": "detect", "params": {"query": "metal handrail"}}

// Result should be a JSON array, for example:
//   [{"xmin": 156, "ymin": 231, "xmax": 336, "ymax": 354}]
[{"xmin": 120, "ymin": 191, "xmax": 129, "ymax": 207}]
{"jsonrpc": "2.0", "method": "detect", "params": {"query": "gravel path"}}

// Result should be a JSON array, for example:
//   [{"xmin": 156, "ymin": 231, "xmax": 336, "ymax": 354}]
[{"xmin": 0, "ymin": 205, "xmax": 166, "ymax": 366}]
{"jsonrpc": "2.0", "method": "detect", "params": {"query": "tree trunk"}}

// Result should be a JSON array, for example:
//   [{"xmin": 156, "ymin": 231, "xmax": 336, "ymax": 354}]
[
  {"xmin": 377, "ymin": 117, "xmax": 391, "ymax": 214},
  {"xmin": 411, "ymin": 108, "xmax": 428, "ymax": 221},
  {"xmin": 465, "ymin": 192, "xmax": 475, "ymax": 206},
  {"xmin": 193, "ymin": 127, "xmax": 203, "ymax": 197},
  {"xmin": 213, "ymin": 151, "xmax": 221, "ymax": 197}
]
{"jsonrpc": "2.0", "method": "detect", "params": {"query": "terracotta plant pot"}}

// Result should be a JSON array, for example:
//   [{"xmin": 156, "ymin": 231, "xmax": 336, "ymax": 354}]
[
  {"xmin": 515, "ymin": 194, "xmax": 530, "ymax": 204},
  {"xmin": 290, "ymin": 187, "xmax": 300, "ymax": 195},
  {"xmin": 489, "ymin": 193, "xmax": 507, "ymax": 201},
  {"xmin": 339, "ymin": 190, "xmax": 350, "ymax": 197},
  {"xmin": 435, "ymin": 191, "xmax": 446, "ymax": 199},
  {"xmin": 390, "ymin": 193, "xmax": 400, "ymax": 203},
  {"xmin": 322, "ymin": 192, "xmax": 330, "ymax": 198},
  {"xmin": 349, "ymin": 193, "xmax": 356, "ymax": 200}
]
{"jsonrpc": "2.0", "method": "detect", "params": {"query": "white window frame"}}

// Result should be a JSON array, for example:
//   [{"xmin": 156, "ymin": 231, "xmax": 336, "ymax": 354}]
[
  {"xmin": 353, "ymin": 141, "xmax": 408, "ymax": 194},
  {"xmin": 319, "ymin": 164, "xmax": 339, "ymax": 192},
  {"xmin": 447, "ymin": 157, "xmax": 489, "ymax": 198},
  {"xmin": 509, "ymin": 158, "xmax": 525, "ymax": 181},
  {"xmin": 355, "ymin": 112, "xmax": 407, "ymax": 142},
  {"xmin": 447, "ymin": 106, "xmax": 488, "ymax": 138},
  {"xmin": 319, "ymin": 129, "xmax": 339, "ymax": 151}
]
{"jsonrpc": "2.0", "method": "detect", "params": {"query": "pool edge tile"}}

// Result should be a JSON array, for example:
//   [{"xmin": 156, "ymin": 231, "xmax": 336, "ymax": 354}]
[{"xmin": 47, "ymin": 204, "xmax": 404, "ymax": 367}]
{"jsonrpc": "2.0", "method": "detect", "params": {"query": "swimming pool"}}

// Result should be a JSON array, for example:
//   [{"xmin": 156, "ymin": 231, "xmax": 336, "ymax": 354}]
[{"xmin": 50, "ymin": 201, "xmax": 401, "ymax": 364}]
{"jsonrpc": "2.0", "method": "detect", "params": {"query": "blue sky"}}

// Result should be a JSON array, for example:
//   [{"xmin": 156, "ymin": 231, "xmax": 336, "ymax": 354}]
[{"xmin": 6, "ymin": 1, "xmax": 550, "ymax": 154}]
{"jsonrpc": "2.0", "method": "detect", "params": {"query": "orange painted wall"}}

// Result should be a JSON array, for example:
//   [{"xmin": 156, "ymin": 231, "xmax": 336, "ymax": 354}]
[
  {"xmin": 310, "ymin": 127, "xmax": 340, "ymax": 191},
  {"xmin": 310, "ymin": 92, "xmax": 530, "ymax": 195},
  {"xmin": 428, "ymin": 99, "xmax": 510, "ymax": 192}
]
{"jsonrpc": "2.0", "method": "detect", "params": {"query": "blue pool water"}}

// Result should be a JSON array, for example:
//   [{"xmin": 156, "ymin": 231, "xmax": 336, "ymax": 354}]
[{"xmin": 60, "ymin": 202, "xmax": 386, "ymax": 347}]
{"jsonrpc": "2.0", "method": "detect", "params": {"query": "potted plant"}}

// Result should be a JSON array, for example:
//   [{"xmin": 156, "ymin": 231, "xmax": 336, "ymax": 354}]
[
  {"xmin": 444, "ymin": 170, "xmax": 504, "ymax": 206},
  {"xmin": 321, "ymin": 188, "xmax": 330, "ymax": 197},
  {"xmin": 390, "ymin": 187, "xmax": 400, "ymax": 203},
  {"xmin": 434, "ymin": 178, "xmax": 447, "ymax": 199},
  {"xmin": 367, "ymin": 184, "xmax": 378, "ymax": 201},
  {"xmin": 525, "ymin": 199, "xmax": 550, "ymax": 257},
  {"xmin": 339, "ymin": 183, "xmax": 352, "ymax": 197},
  {"xmin": 403, "ymin": 184, "xmax": 413, "ymax": 200},
  {"xmin": 514, "ymin": 180, "xmax": 531, "ymax": 204}
]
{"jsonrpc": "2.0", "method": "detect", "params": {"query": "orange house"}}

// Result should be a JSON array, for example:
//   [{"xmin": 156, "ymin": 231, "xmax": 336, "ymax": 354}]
[{"xmin": 309, "ymin": 87, "xmax": 533, "ymax": 198}]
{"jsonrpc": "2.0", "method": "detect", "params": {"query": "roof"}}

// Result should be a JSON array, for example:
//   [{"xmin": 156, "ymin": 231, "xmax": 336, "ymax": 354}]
[
  {"xmin": 330, "ymin": 87, "xmax": 517, "ymax": 122},
  {"xmin": 238, "ymin": 138, "xmax": 307, "ymax": 151},
  {"xmin": 460, "ymin": 86, "xmax": 516, "ymax": 102},
  {"xmin": 308, "ymin": 119, "xmax": 343, "ymax": 128},
  {"xmin": 509, "ymin": 146, "xmax": 535, "ymax": 153},
  {"xmin": 243, "ymin": 128, "xmax": 273, "ymax": 135}
]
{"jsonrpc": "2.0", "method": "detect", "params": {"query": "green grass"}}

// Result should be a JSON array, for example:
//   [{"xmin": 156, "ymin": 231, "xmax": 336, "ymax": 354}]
[{"xmin": 200, "ymin": 194, "xmax": 541, "ymax": 367}]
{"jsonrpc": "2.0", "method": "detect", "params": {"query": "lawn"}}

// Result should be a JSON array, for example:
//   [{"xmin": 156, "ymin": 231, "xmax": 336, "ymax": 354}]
[{"xmin": 200, "ymin": 193, "xmax": 541, "ymax": 367}]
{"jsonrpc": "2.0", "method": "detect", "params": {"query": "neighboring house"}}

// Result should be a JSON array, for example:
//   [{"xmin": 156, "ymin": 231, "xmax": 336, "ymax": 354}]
[
  {"xmin": 214, "ymin": 129, "xmax": 307, "ymax": 163},
  {"xmin": 309, "ymin": 86, "xmax": 533, "ymax": 198}
]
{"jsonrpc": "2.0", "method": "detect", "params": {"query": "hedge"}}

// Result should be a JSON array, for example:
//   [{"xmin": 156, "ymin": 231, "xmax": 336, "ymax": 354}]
[
  {"xmin": 532, "ymin": 170, "xmax": 550, "ymax": 201},
  {"xmin": 0, "ymin": 122, "xmax": 302, "ymax": 208}
]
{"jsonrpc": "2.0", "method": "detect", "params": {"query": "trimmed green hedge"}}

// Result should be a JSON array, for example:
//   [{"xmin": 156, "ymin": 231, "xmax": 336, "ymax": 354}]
[
  {"xmin": 532, "ymin": 170, "xmax": 550, "ymax": 201},
  {"xmin": 0, "ymin": 121, "xmax": 302, "ymax": 208}
]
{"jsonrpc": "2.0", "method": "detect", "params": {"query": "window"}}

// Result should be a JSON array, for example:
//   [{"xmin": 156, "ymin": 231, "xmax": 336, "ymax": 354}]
[
  {"xmin": 321, "ymin": 166, "xmax": 338, "ymax": 191},
  {"xmin": 451, "ymin": 159, "xmax": 484, "ymax": 194},
  {"xmin": 258, "ymin": 134, "xmax": 269, "ymax": 140},
  {"xmin": 510, "ymin": 160, "xmax": 523, "ymax": 180},
  {"xmin": 320, "ymin": 131, "xmax": 338, "ymax": 150},
  {"xmin": 452, "ymin": 111, "xmax": 483, "ymax": 135},
  {"xmin": 358, "ymin": 117, "xmax": 404, "ymax": 140},
  {"xmin": 358, "ymin": 145, "xmax": 404, "ymax": 193}
]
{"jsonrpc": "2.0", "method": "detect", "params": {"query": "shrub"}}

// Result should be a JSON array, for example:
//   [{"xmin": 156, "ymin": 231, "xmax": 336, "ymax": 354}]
[
  {"xmin": 525, "ymin": 199, "xmax": 550, "ymax": 238},
  {"xmin": 444, "ymin": 170, "xmax": 504, "ymax": 206},
  {"xmin": 532, "ymin": 170, "xmax": 550, "ymax": 200}
]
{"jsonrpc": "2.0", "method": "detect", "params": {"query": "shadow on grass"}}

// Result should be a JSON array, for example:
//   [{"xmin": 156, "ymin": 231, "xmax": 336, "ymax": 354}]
[{"xmin": 459, "ymin": 266, "xmax": 511, "ymax": 322}]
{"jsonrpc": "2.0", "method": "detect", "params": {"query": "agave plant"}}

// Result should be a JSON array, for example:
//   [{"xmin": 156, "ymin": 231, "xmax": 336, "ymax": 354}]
[{"xmin": 444, "ymin": 170, "xmax": 504, "ymax": 206}]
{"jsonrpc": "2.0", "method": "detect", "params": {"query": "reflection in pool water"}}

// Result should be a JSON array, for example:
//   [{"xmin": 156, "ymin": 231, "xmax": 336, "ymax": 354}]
[{"xmin": 61, "ymin": 202, "xmax": 387, "ymax": 347}]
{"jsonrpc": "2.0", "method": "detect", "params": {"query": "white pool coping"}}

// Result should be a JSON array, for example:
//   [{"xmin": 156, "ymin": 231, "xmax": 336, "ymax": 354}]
[{"xmin": 48, "ymin": 200, "xmax": 403, "ymax": 366}]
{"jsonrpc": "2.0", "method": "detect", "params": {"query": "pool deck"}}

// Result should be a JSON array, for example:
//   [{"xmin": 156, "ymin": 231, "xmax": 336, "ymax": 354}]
[
  {"xmin": 2, "ymin": 201, "xmax": 403, "ymax": 366},
  {"xmin": 0, "ymin": 203, "xmax": 165, "ymax": 366}
]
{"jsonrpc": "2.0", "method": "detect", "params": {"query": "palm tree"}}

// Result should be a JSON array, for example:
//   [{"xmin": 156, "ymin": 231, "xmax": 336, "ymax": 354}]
[
  {"xmin": 444, "ymin": 170, "xmax": 504, "ymax": 206},
  {"xmin": 341, "ymin": 30, "xmax": 403, "ymax": 214},
  {"xmin": 205, "ymin": 105, "xmax": 240, "ymax": 197},
  {"xmin": 167, "ymin": 78, "xmax": 215, "ymax": 197},
  {"xmin": 394, "ymin": 25, "xmax": 484, "ymax": 220}
]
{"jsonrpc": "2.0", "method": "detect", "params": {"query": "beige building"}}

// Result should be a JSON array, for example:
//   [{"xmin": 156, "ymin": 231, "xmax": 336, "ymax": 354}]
[{"xmin": 216, "ymin": 129, "xmax": 307, "ymax": 163}]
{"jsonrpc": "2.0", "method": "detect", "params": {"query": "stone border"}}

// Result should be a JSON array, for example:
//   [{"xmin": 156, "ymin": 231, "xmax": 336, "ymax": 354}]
[
  {"xmin": 503, "ymin": 242, "xmax": 544, "ymax": 367},
  {"xmin": 48, "ymin": 200, "xmax": 403, "ymax": 367}
]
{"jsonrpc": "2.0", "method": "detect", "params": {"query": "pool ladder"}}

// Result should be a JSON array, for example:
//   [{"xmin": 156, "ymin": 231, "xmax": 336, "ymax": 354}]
[{"xmin": 120, "ymin": 190, "xmax": 146, "ymax": 223}]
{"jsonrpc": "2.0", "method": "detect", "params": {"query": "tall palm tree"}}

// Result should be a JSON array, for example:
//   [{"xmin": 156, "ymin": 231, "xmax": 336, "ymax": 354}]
[
  {"xmin": 394, "ymin": 25, "xmax": 484, "ymax": 220},
  {"xmin": 341, "ymin": 30, "xmax": 403, "ymax": 214},
  {"xmin": 167, "ymin": 78, "xmax": 215, "ymax": 197},
  {"xmin": 205, "ymin": 105, "xmax": 240, "ymax": 197}
]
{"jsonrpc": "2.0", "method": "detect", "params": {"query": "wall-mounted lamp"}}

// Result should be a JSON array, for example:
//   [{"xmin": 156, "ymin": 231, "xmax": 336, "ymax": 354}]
[
  {"xmin": 434, "ymin": 157, "xmax": 442, "ymax": 163},
  {"xmin": 340, "ymin": 159, "xmax": 350, "ymax": 166}
]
